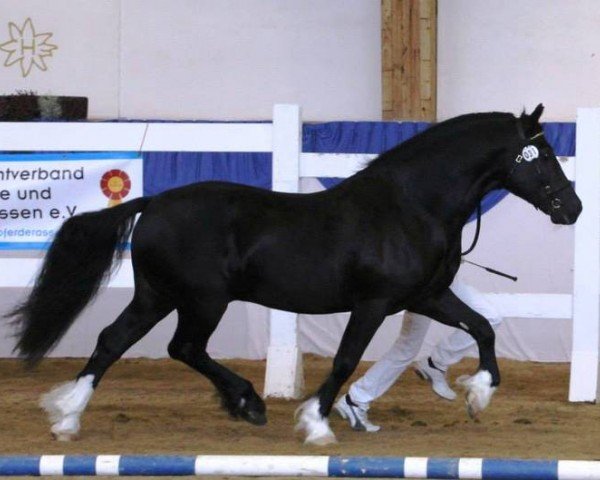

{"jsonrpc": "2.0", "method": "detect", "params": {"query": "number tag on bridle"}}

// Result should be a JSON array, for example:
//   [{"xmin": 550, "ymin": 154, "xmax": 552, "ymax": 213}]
[{"xmin": 522, "ymin": 145, "xmax": 539, "ymax": 162}]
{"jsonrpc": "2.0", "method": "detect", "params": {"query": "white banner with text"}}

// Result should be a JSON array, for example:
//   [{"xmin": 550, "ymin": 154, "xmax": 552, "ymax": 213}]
[{"xmin": 0, "ymin": 153, "xmax": 143, "ymax": 249}]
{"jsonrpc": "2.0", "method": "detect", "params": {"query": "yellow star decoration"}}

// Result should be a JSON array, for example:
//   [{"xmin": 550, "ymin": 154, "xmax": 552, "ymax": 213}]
[{"xmin": 0, "ymin": 18, "xmax": 58, "ymax": 77}]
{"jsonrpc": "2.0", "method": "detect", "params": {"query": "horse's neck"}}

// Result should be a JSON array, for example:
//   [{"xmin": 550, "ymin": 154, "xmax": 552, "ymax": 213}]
[
  {"xmin": 417, "ymin": 158, "xmax": 502, "ymax": 227},
  {"xmin": 368, "ymin": 140, "xmax": 506, "ymax": 231}
]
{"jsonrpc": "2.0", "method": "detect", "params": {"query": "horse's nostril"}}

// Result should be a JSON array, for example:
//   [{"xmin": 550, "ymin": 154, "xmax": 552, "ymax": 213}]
[{"xmin": 552, "ymin": 210, "xmax": 578, "ymax": 225}]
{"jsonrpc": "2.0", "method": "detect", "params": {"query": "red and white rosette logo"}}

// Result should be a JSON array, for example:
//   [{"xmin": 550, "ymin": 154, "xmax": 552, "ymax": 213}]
[{"xmin": 100, "ymin": 169, "xmax": 131, "ymax": 207}]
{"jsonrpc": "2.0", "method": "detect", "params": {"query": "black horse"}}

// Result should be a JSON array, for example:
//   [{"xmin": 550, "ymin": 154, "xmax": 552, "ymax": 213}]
[{"xmin": 7, "ymin": 105, "xmax": 581, "ymax": 444}]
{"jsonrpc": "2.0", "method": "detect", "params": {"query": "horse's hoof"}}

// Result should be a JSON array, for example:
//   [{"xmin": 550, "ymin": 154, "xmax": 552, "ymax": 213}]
[
  {"xmin": 51, "ymin": 431, "xmax": 78, "ymax": 442},
  {"xmin": 40, "ymin": 376, "xmax": 93, "ymax": 440},
  {"xmin": 50, "ymin": 420, "xmax": 80, "ymax": 441},
  {"xmin": 465, "ymin": 399, "xmax": 478, "ymax": 421},
  {"xmin": 305, "ymin": 430, "xmax": 337, "ymax": 446},
  {"xmin": 295, "ymin": 397, "xmax": 337, "ymax": 446},
  {"xmin": 234, "ymin": 388, "xmax": 267, "ymax": 425},
  {"xmin": 242, "ymin": 410, "xmax": 267, "ymax": 426},
  {"xmin": 456, "ymin": 371, "xmax": 496, "ymax": 419}
]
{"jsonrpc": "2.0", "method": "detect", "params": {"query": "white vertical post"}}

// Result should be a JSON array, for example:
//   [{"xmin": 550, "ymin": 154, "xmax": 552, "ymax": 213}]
[
  {"xmin": 569, "ymin": 108, "xmax": 600, "ymax": 402},
  {"xmin": 264, "ymin": 104, "xmax": 304, "ymax": 399}
]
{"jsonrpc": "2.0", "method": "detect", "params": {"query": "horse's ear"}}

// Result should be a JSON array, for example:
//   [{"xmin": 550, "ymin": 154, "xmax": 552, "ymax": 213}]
[
  {"xmin": 519, "ymin": 108, "xmax": 527, "ymax": 121},
  {"xmin": 519, "ymin": 104, "xmax": 544, "ymax": 136},
  {"xmin": 530, "ymin": 103, "xmax": 544, "ymax": 123}
]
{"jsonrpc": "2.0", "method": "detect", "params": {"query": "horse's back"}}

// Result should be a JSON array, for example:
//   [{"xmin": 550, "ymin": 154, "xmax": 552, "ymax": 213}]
[{"xmin": 129, "ymin": 182, "xmax": 340, "ymax": 300}]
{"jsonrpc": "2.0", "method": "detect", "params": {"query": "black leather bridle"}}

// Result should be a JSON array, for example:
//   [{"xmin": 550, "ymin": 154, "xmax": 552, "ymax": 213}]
[{"xmin": 507, "ymin": 125, "xmax": 571, "ymax": 212}]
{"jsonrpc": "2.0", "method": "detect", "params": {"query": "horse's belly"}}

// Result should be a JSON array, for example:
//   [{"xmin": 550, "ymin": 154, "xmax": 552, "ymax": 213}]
[
  {"xmin": 236, "ymin": 279, "xmax": 353, "ymax": 314},
  {"xmin": 243, "ymin": 291, "xmax": 351, "ymax": 315},
  {"xmin": 231, "ymin": 262, "xmax": 353, "ymax": 314}
]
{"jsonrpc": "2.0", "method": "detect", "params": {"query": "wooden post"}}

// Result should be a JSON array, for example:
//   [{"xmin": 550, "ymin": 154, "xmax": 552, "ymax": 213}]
[{"xmin": 382, "ymin": 0, "xmax": 437, "ymax": 121}]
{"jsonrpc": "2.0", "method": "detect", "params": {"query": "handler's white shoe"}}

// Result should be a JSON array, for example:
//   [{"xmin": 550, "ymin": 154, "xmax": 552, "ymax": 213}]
[
  {"xmin": 414, "ymin": 357, "xmax": 457, "ymax": 401},
  {"xmin": 334, "ymin": 394, "xmax": 380, "ymax": 432}
]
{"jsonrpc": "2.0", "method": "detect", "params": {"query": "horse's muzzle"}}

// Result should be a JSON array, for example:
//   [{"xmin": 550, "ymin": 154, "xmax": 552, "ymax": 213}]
[{"xmin": 550, "ymin": 198, "xmax": 582, "ymax": 225}]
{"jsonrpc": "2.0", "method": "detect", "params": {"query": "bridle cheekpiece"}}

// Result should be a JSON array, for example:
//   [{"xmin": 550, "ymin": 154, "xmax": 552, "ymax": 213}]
[{"xmin": 508, "ymin": 124, "xmax": 568, "ymax": 211}]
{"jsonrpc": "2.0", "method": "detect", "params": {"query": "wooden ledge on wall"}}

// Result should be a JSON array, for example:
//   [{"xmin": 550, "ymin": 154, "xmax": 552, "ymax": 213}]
[{"xmin": 0, "ymin": 93, "xmax": 88, "ymax": 121}]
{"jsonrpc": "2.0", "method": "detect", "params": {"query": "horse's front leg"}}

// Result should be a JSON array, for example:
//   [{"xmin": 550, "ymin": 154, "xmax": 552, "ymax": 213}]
[
  {"xmin": 296, "ymin": 300, "xmax": 388, "ymax": 445},
  {"xmin": 411, "ymin": 287, "xmax": 499, "ymax": 419}
]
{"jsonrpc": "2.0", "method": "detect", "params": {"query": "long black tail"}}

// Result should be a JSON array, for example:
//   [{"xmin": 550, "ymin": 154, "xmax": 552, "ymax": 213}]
[{"xmin": 6, "ymin": 196, "xmax": 151, "ymax": 366}]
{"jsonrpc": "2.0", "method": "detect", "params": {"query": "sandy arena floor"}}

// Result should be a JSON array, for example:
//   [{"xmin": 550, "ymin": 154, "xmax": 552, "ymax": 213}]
[{"xmin": 0, "ymin": 355, "xmax": 598, "ymax": 478}]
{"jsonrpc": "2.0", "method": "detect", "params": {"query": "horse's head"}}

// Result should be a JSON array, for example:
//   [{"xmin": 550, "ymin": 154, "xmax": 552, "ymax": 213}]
[{"xmin": 504, "ymin": 104, "xmax": 582, "ymax": 224}]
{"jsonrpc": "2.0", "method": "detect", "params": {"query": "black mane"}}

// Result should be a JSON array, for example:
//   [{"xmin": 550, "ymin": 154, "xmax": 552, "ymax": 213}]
[{"xmin": 367, "ymin": 111, "xmax": 517, "ymax": 169}]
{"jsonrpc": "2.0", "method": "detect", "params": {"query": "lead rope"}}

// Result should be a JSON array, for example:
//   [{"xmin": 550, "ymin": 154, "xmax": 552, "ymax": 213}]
[
  {"xmin": 461, "ymin": 202, "xmax": 518, "ymax": 282},
  {"xmin": 461, "ymin": 203, "xmax": 482, "ymax": 256}
]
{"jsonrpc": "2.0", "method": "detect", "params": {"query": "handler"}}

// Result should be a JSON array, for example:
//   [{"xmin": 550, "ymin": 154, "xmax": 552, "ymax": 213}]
[{"xmin": 335, "ymin": 279, "xmax": 501, "ymax": 432}]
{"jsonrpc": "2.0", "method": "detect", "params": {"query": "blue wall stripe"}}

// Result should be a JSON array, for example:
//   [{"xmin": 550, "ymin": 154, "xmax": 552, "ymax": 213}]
[
  {"xmin": 0, "ymin": 242, "xmax": 131, "ymax": 251},
  {"xmin": 482, "ymin": 459, "xmax": 558, "ymax": 480},
  {"xmin": 0, "ymin": 242, "xmax": 52, "ymax": 250},
  {"xmin": 329, "ymin": 456, "xmax": 405, "ymax": 478}
]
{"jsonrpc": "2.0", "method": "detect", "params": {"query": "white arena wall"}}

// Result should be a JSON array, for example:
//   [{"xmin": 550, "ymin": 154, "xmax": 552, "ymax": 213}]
[
  {"xmin": 0, "ymin": 0, "xmax": 381, "ymax": 121},
  {"xmin": 3, "ymin": 1, "xmax": 600, "ymax": 121},
  {"xmin": 437, "ymin": 0, "xmax": 600, "ymax": 121}
]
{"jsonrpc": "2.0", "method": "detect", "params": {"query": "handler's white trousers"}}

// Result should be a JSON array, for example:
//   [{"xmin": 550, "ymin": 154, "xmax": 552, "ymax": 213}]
[{"xmin": 348, "ymin": 280, "xmax": 501, "ymax": 408}]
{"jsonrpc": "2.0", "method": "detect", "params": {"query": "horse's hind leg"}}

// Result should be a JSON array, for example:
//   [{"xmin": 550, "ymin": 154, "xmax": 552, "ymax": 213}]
[
  {"xmin": 40, "ymin": 282, "xmax": 173, "ymax": 440},
  {"xmin": 296, "ymin": 300, "xmax": 388, "ymax": 445},
  {"xmin": 168, "ymin": 299, "xmax": 267, "ymax": 425}
]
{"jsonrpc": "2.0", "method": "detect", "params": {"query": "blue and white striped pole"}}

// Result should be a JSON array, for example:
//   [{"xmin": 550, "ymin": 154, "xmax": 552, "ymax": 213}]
[{"xmin": 0, "ymin": 455, "xmax": 598, "ymax": 478}]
